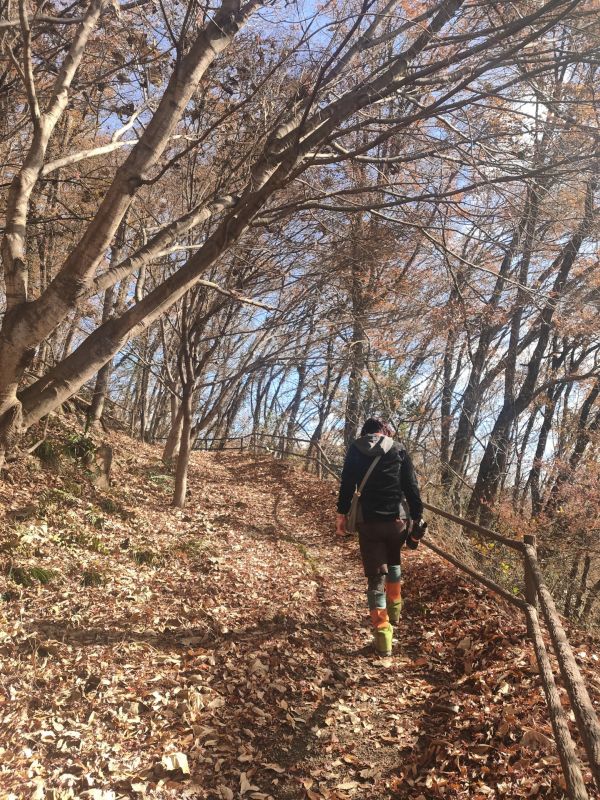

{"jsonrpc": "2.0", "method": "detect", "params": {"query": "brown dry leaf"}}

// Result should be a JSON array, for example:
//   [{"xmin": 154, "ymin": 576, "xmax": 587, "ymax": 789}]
[
  {"xmin": 161, "ymin": 751, "xmax": 190, "ymax": 775},
  {"xmin": 240, "ymin": 772, "xmax": 260, "ymax": 794},
  {"xmin": 2, "ymin": 425, "xmax": 596, "ymax": 800},
  {"xmin": 521, "ymin": 729, "xmax": 555, "ymax": 753},
  {"xmin": 263, "ymin": 763, "xmax": 286, "ymax": 774}
]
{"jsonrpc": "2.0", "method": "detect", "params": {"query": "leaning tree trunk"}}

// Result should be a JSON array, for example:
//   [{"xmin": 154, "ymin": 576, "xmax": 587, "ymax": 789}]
[
  {"xmin": 138, "ymin": 342, "xmax": 151, "ymax": 442},
  {"xmin": 88, "ymin": 359, "xmax": 113, "ymax": 428},
  {"xmin": 564, "ymin": 554, "xmax": 582, "ymax": 618},
  {"xmin": 285, "ymin": 364, "xmax": 308, "ymax": 452},
  {"xmin": 307, "ymin": 338, "xmax": 344, "ymax": 465},
  {"xmin": 0, "ymin": 0, "xmax": 259, "ymax": 466},
  {"xmin": 148, "ymin": 386, "xmax": 169, "ymax": 442}
]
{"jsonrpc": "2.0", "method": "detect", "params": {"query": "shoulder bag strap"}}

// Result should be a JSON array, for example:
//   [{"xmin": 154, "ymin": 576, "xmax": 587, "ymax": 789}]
[{"xmin": 355, "ymin": 436, "xmax": 384, "ymax": 496}]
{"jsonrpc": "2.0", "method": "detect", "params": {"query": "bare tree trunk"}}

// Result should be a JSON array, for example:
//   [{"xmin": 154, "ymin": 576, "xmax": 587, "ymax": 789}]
[
  {"xmin": 573, "ymin": 555, "xmax": 591, "ymax": 620},
  {"xmin": 307, "ymin": 337, "xmax": 344, "ymax": 463},
  {"xmin": 580, "ymin": 578, "xmax": 600, "ymax": 625},
  {"xmin": 529, "ymin": 395, "xmax": 559, "ymax": 514},
  {"xmin": 148, "ymin": 386, "xmax": 168, "ymax": 442},
  {"xmin": 60, "ymin": 315, "xmax": 78, "ymax": 361},
  {"xmin": 88, "ymin": 219, "xmax": 129, "ymax": 428},
  {"xmin": 138, "ymin": 337, "xmax": 150, "ymax": 443},
  {"xmin": 88, "ymin": 288, "xmax": 116, "ymax": 427},
  {"xmin": 173, "ymin": 384, "xmax": 193, "ymax": 508},
  {"xmin": 344, "ymin": 294, "xmax": 366, "ymax": 448},
  {"xmin": 512, "ymin": 411, "xmax": 536, "ymax": 506},
  {"xmin": 88, "ymin": 358, "xmax": 113, "ymax": 428},
  {"xmin": 163, "ymin": 401, "xmax": 184, "ymax": 465},
  {"xmin": 285, "ymin": 362, "xmax": 308, "ymax": 451},
  {"xmin": 440, "ymin": 327, "xmax": 457, "ymax": 487},
  {"xmin": 564, "ymin": 554, "xmax": 582, "ymax": 618}
]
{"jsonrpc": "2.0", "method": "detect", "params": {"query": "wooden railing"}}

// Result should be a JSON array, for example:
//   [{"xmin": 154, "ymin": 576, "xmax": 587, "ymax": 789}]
[
  {"xmin": 195, "ymin": 433, "xmax": 600, "ymax": 799},
  {"xmin": 421, "ymin": 502, "xmax": 600, "ymax": 800},
  {"xmin": 193, "ymin": 432, "xmax": 341, "ymax": 479}
]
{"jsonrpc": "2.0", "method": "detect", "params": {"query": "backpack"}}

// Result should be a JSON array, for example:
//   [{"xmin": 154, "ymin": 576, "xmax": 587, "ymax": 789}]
[{"xmin": 346, "ymin": 451, "xmax": 383, "ymax": 534}]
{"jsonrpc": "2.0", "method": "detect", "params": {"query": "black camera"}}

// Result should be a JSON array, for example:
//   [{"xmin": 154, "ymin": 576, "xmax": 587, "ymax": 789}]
[{"xmin": 405, "ymin": 519, "xmax": 427, "ymax": 550}]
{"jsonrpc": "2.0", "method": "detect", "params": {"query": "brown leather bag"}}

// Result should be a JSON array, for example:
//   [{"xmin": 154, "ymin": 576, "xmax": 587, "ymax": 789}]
[{"xmin": 346, "ymin": 453, "xmax": 382, "ymax": 534}]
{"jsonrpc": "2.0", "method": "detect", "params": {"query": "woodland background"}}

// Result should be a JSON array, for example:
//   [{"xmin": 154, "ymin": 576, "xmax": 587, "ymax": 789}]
[{"xmin": 1, "ymin": 0, "xmax": 600, "ymax": 630}]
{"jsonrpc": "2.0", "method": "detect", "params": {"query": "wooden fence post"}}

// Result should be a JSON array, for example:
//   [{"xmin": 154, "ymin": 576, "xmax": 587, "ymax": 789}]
[
  {"xmin": 524, "ymin": 543, "xmax": 600, "ymax": 791},
  {"xmin": 524, "ymin": 533, "xmax": 537, "ymax": 609},
  {"xmin": 525, "ymin": 606, "xmax": 590, "ymax": 800}
]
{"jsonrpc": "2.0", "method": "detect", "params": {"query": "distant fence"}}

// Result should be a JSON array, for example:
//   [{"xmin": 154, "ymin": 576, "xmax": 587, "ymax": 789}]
[
  {"xmin": 194, "ymin": 432, "xmax": 600, "ymax": 800},
  {"xmin": 193, "ymin": 431, "xmax": 342, "ymax": 479}
]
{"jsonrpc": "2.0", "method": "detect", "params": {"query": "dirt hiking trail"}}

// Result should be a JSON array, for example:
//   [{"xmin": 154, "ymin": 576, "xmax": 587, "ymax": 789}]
[{"xmin": 1, "ymin": 434, "xmax": 599, "ymax": 799}]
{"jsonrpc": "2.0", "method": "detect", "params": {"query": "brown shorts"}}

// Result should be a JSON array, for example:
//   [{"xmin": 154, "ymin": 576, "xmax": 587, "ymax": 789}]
[{"xmin": 358, "ymin": 518, "xmax": 406, "ymax": 576}]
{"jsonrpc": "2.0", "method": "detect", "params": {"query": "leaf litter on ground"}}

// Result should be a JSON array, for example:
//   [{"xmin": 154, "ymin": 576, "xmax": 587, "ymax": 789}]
[{"xmin": 0, "ymin": 422, "xmax": 599, "ymax": 799}]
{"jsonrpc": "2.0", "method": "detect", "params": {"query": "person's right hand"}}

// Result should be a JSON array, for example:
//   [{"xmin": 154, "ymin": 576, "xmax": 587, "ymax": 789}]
[
  {"xmin": 405, "ymin": 519, "xmax": 427, "ymax": 550},
  {"xmin": 335, "ymin": 513, "xmax": 348, "ymax": 537}
]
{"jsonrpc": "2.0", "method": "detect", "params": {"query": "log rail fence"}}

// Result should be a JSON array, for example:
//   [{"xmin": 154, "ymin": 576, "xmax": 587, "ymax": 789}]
[{"xmin": 194, "ymin": 432, "xmax": 600, "ymax": 800}]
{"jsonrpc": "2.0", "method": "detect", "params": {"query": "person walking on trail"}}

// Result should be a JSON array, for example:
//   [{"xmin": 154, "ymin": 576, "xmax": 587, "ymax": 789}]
[{"xmin": 336, "ymin": 418, "xmax": 426, "ymax": 657}]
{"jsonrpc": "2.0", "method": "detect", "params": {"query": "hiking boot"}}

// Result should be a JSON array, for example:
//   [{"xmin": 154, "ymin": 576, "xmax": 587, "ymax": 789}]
[
  {"xmin": 387, "ymin": 598, "xmax": 403, "ymax": 625},
  {"xmin": 373, "ymin": 623, "xmax": 393, "ymax": 656}
]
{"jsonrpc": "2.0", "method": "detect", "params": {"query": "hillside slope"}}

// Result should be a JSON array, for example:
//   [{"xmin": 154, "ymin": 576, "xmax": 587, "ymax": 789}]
[{"xmin": 1, "ymin": 429, "xmax": 599, "ymax": 799}]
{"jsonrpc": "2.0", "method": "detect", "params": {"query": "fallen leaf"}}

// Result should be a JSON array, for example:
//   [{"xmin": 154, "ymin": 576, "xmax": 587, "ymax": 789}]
[
  {"xmin": 240, "ymin": 772, "xmax": 260, "ymax": 794},
  {"xmin": 521, "ymin": 729, "xmax": 554, "ymax": 753},
  {"xmin": 162, "ymin": 752, "xmax": 190, "ymax": 775}
]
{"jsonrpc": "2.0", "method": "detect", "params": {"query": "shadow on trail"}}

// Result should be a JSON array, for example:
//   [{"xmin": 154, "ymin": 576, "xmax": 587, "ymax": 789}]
[{"xmin": 207, "ymin": 452, "xmax": 475, "ymax": 795}]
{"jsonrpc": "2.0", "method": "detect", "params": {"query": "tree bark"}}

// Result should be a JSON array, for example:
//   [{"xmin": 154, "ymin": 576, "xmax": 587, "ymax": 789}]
[
  {"xmin": 173, "ymin": 384, "xmax": 193, "ymax": 508},
  {"xmin": 545, "ymin": 379, "xmax": 600, "ymax": 511},
  {"xmin": 580, "ymin": 578, "xmax": 600, "ymax": 625},
  {"xmin": 468, "ymin": 176, "xmax": 597, "ymax": 517},
  {"xmin": 344, "ymin": 250, "xmax": 367, "ymax": 448},
  {"xmin": 163, "ymin": 400, "xmax": 184, "ymax": 465},
  {"xmin": 0, "ymin": 0, "xmax": 261, "ymax": 462}
]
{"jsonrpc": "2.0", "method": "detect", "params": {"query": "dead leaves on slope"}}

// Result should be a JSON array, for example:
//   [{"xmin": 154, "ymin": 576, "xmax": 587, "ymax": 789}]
[{"xmin": 1, "ymin": 437, "xmax": 599, "ymax": 799}]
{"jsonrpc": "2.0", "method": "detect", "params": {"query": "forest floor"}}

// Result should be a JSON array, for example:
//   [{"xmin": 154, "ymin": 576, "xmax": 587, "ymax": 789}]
[{"xmin": 1, "ymin": 424, "xmax": 600, "ymax": 800}]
